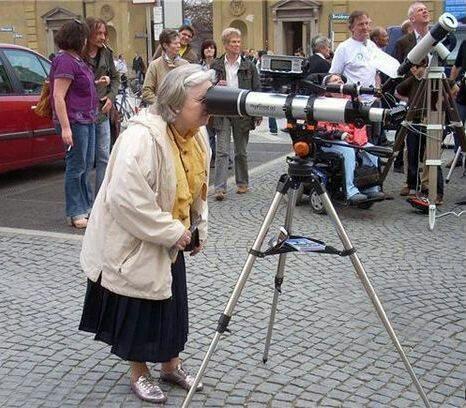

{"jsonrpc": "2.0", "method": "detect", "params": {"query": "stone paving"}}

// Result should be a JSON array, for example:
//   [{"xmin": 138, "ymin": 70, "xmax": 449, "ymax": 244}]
[{"xmin": 0, "ymin": 150, "xmax": 465, "ymax": 407}]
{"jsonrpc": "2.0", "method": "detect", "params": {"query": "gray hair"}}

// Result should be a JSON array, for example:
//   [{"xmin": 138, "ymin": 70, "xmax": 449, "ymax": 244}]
[
  {"xmin": 311, "ymin": 35, "xmax": 330, "ymax": 53},
  {"xmin": 154, "ymin": 64, "xmax": 216, "ymax": 123},
  {"xmin": 408, "ymin": 1, "xmax": 425, "ymax": 18},
  {"xmin": 221, "ymin": 27, "xmax": 241, "ymax": 45}
]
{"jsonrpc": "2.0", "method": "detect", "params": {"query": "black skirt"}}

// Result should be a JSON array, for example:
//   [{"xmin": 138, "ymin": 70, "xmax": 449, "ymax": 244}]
[{"xmin": 79, "ymin": 253, "xmax": 188, "ymax": 363}]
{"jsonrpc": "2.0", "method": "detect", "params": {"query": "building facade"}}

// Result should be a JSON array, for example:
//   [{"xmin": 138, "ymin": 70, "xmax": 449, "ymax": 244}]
[
  {"xmin": 212, "ymin": 0, "xmax": 445, "ymax": 55},
  {"xmin": 0, "ymin": 0, "xmax": 148, "ymax": 61}
]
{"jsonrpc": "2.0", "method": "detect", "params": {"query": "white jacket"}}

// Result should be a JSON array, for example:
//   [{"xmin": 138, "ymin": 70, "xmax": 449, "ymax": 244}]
[{"xmin": 80, "ymin": 109, "xmax": 210, "ymax": 300}]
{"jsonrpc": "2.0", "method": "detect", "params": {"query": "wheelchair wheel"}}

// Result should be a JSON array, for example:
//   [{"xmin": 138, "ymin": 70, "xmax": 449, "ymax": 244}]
[{"xmin": 310, "ymin": 188, "xmax": 326, "ymax": 214}]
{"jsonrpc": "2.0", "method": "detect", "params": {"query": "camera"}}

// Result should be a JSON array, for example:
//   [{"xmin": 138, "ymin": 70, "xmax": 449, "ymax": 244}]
[{"xmin": 259, "ymin": 54, "xmax": 307, "ymax": 93}]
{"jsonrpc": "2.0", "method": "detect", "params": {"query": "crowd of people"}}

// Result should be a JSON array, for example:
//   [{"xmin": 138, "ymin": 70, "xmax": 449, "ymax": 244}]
[{"xmin": 46, "ymin": 2, "xmax": 465, "ymax": 404}]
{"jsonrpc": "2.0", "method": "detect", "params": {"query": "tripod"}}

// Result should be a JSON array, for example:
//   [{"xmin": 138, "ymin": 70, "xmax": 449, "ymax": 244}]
[
  {"xmin": 182, "ymin": 156, "xmax": 431, "ymax": 407},
  {"xmin": 380, "ymin": 56, "xmax": 466, "ymax": 230}
]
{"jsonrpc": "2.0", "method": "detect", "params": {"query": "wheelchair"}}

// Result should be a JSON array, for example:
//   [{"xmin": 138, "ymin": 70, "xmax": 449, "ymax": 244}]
[{"xmin": 296, "ymin": 138, "xmax": 393, "ymax": 214}]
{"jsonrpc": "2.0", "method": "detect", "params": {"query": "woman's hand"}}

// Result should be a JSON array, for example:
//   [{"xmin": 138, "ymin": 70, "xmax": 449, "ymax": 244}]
[
  {"xmin": 100, "ymin": 96, "xmax": 113, "ymax": 114},
  {"xmin": 95, "ymin": 76, "xmax": 110, "ymax": 86},
  {"xmin": 189, "ymin": 241, "xmax": 204, "ymax": 256},
  {"xmin": 61, "ymin": 127, "xmax": 73, "ymax": 146},
  {"xmin": 174, "ymin": 230, "xmax": 191, "ymax": 250}
]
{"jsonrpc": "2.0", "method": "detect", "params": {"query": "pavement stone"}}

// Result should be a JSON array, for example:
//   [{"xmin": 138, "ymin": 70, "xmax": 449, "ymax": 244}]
[{"xmin": 0, "ymin": 146, "xmax": 465, "ymax": 407}]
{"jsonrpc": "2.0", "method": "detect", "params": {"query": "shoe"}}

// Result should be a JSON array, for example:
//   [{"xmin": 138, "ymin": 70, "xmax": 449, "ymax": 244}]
[
  {"xmin": 131, "ymin": 374, "xmax": 167, "ymax": 404},
  {"xmin": 365, "ymin": 191, "xmax": 386, "ymax": 200},
  {"xmin": 348, "ymin": 193, "xmax": 367, "ymax": 203},
  {"xmin": 71, "ymin": 218, "xmax": 87, "ymax": 229},
  {"xmin": 435, "ymin": 195, "xmax": 444, "ymax": 206},
  {"xmin": 236, "ymin": 185, "xmax": 249, "ymax": 194},
  {"xmin": 160, "ymin": 363, "xmax": 203, "ymax": 392},
  {"xmin": 270, "ymin": 131, "xmax": 278, "ymax": 135},
  {"xmin": 399, "ymin": 186, "xmax": 410, "ymax": 196},
  {"xmin": 393, "ymin": 165, "xmax": 404, "ymax": 174},
  {"xmin": 214, "ymin": 191, "xmax": 225, "ymax": 201}
]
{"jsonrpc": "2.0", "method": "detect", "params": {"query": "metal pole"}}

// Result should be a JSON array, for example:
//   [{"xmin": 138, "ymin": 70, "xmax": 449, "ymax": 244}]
[
  {"xmin": 262, "ymin": 185, "xmax": 298, "ymax": 363},
  {"xmin": 146, "ymin": 5, "xmax": 153, "ymax": 64},
  {"xmin": 319, "ymin": 188, "xmax": 431, "ymax": 407}
]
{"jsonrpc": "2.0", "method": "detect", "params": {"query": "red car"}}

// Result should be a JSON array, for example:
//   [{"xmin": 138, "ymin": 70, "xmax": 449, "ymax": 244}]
[{"xmin": 0, "ymin": 43, "xmax": 64, "ymax": 174}]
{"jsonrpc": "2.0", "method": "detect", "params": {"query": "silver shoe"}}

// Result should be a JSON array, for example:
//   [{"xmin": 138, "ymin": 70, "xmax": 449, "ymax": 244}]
[
  {"xmin": 131, "ymin": 374, "xmax": 167, "ymax": 404},
  {"xmin": 160, "ymin": 363, "xmax": 203, "ymax": 391}
]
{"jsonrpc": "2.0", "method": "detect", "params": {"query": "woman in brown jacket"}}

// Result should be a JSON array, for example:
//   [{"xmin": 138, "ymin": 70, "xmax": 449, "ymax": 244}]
[{"xmin": 142, "ymin": 28, "xmax": 188, "ymax": 105}]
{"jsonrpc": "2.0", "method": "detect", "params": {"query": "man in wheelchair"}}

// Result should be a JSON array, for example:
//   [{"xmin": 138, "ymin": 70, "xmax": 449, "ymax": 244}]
[{"xmin": 315, "ymin": 74, "xmax": 386, "ymax": 204}]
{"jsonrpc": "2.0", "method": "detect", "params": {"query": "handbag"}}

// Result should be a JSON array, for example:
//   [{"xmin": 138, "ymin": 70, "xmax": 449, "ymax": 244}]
[{"xmin": 33, "ymin": 80, "xmax": 52, "ymax": 118}]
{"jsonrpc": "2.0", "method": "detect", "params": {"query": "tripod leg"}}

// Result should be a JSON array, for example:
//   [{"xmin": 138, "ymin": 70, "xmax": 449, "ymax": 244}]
[
  {"xmin": 445, "ymin": 147, "xmax": 462, "ymax": 183},
  {"xmin": 314, "ymin": 181, "xmax": 432, "ymax": 408},
  {"xmin": 182, "ymin": 175, "xmax": 291, "ymax": 408},
  {"xmin": 262, "ymin": 181, "xmax": 300, "ymax": 363}
]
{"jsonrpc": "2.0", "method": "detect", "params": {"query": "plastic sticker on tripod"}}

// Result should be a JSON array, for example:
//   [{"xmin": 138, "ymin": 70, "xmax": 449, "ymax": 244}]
[{"xmin": 285, "ymin": 237, "xmax": 326, "ymax": 252}]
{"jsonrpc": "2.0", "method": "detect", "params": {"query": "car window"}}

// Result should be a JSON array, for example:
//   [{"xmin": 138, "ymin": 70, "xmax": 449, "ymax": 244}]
[
  {"xmin": 4, "ymin": 49, "xmax": 47, "ymax": 95},
  {"xmin": 0, "ymin": 60, "xmax": 13, "ymax": 94},
  {"xmin": 39, "ymin": 57, "xmax": 51, "ymax": 76}
]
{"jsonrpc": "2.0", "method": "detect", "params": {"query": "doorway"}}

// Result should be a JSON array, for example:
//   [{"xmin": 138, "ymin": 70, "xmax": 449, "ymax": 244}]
[{"xmin": 283, "ymin": 21, "xmax": 302, "ymax": 55}]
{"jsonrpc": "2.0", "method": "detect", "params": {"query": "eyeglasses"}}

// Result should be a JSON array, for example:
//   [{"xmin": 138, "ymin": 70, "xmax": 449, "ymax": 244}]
[{"xmin": 180, "ymin": 32, "xmax": 193, "ymax": 39}]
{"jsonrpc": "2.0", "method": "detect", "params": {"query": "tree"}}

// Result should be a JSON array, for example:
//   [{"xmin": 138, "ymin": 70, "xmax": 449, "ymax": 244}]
[{"xmin": 183, "ymin": 0, "xmax": 213, "ymax": 33}]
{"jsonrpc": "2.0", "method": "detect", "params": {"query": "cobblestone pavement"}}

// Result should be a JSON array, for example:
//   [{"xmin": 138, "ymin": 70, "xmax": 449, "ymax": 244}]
[{"xmin": 0, "ymin": 149, "xmax": 465, "ymax": 407}]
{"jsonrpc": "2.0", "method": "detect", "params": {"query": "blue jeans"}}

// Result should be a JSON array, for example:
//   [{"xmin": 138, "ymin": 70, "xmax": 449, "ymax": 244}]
[
  {"xmin": 322, "ymin": 142, "xmax": 379, "ymax": 198},
  {"xmin": 95, "ymin": 118, "xmax": 111, "ymax": 195},
  {"xmin": 62, "ymin": 123, "xmax": 96, "ymax": 221}
]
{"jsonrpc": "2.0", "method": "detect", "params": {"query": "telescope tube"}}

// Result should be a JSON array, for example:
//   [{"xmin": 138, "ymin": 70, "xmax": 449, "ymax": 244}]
[
  {"xmin": 204, "ymin": 86, "xmax": 385, "ymax": 124},
  {"xmin": 397, "ymin": 13, "xmax": 457, "ymax": 76}
]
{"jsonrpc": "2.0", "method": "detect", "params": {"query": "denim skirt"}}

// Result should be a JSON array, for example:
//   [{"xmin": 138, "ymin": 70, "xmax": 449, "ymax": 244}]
[{"xmin": 79, "ymin": 253, "xmax": 188, "ymax": 363}]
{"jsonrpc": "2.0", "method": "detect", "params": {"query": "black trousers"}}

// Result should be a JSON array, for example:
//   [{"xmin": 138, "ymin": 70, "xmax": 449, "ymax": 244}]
[{"xmin": 406, "ymin": 128, "xmax": 443, "ymax": 195}]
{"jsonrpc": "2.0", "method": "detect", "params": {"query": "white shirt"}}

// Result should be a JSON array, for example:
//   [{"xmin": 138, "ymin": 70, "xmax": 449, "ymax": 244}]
[
  {"xmin": 225, "ymin": 55, "xmax": 241, "ymax": 88},
  {"xmin": 329, "ymin": 37, "xmax": 380, "ymax": 102},
  {"xmin": 315, "ymin": 52, "xmax": 326, "ymax": 60}
]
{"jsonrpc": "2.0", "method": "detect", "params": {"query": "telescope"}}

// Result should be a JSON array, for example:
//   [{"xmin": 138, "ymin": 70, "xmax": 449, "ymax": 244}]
[
  {"xmin": 397, "ymin": 13, "xmax": 458, "ymax": 76},
  {"xmin": 204, "ymin": 86, "xmax": 405, "ymax": 128}
]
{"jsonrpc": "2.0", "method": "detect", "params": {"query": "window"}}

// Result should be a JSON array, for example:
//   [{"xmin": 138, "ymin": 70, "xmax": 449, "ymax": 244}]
[
  {"xmin": 0, "ymin": 60, "xmax": 13, "ymax": 94},
  {"xmin": 4, "ymin": 49, "xmax": 48, "ymax": 94}
]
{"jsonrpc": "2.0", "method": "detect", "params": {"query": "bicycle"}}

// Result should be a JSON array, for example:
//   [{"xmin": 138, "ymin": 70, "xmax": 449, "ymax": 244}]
[{"xmin": 114, "ymin": 74, "xmax": 140, "ymax": 129}]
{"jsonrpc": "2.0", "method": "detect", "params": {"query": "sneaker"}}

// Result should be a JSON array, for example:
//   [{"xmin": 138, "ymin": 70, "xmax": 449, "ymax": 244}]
[
  {"xmin": 160, "ymin": 363, "xmax": 203, "ymax": 392},
  {"xmin": 270, "ymin": 131, "xmax": 278, "ymax": 135},
  {"xmin": 131, "ymin": 374, "xmax": 167, "ymax": 404},
  {"xmin": 348, "ymin": 193, "xmax": 367, "ymax": 203},
  {"xmin": 236, "ymin": 185, "xmax": 249, "ymax": 194},
  {"xmin": 215, "ymin": 191, "xmax": 225, "ymax": 201},
  {"xmin": 365, "ymin": 191, "xmax": 386, "ymax": 200}
]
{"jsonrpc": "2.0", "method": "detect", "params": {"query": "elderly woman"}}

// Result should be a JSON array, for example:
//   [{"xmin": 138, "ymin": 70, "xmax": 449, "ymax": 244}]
[
  {"xmin": 142, "ymin": 28, "xmax": 189, "ymax": 105},
  {"xmin": 79, "ymin": 64, "xmax": 213, "ymax": 404}
]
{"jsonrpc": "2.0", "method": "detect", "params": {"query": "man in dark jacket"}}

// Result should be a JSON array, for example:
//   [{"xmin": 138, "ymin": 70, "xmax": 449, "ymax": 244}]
[
  {"xmin": 305, "ymin": 35, "xmax": 331, "ymax": 78},
  {"xmin": 394, "ymin": 2, "xmax": 430, "ymax": 63},
  {"xmin": 211, "ymin": 27, "xmax": 261, "ymax": 201},
  {"xmin": 85, "ymin": 17, "xmax": 120, "ymax": 195}
]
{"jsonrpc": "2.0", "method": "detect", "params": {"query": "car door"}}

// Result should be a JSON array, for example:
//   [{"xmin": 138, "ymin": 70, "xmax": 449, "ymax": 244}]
[
  {"xmin": 0, "ymin": 52, "xmax": 32, "ymax": 173},
  {"xmin": 3, "ymin": 48, "xmax": 62, "ymax": 165}
]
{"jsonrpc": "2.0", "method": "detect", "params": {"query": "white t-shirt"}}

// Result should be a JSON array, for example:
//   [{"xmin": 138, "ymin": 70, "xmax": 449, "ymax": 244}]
[
  {"xmin": 329, "ymin": 37, "xmax": 379, "ymax": 101},
  {"xmin": 225, "ymin": 55, "xmax": 241, "ymax": 88}
]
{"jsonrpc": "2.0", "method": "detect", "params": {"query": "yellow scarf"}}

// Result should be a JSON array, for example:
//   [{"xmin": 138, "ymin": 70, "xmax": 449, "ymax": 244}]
[{"xmin": 168, "ymin": 125, "xmax": 207, "ymax": 228}]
